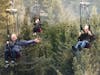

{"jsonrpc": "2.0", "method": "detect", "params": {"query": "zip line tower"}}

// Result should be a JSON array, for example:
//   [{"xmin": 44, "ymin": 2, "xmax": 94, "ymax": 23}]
[
  {"xmin": 6, "ymin": 0, "xmax": 18, "ymax": 35},
  {"xmin": 80, "ymin": 0, "xmax": 90, "ymax": 28}
]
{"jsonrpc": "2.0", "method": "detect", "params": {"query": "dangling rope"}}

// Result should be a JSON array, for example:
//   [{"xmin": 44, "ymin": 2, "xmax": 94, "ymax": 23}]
[
  {"xmin": 80, "ymin": 0, "xmax": 90, "ymax": 30},
  {"xmin": 34, "ymin": 0, "xmax": 40, "ymax": 16},
  {"xmin": 80, "ymin": 0, "xmax": 83, "ymax": 31},
  {"xmin": 6, "ymin": 14, "xmax": 10, "ymax": 40},
  {"xmin": 75, "ymin": 0, "xmax": 91, "ymax": 75}
]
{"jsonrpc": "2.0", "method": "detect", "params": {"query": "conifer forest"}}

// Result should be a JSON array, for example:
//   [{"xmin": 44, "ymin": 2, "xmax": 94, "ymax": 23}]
[{"xmin": 0, "ymin": 0, "xmax": 100, "ymax": 75}]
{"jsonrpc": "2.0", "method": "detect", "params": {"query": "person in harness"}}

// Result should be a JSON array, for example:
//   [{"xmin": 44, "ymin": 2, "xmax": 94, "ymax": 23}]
[
  {"xmin": 72, "ymin": 24, "xmax": 94, "ymax": 52},
  {"xmin": 33, "ymin": 17, "xmax": 42, "ymax": 35},
  {"xmin": 4, "ymin": 33, "xmax": 41, "ymax": 65}
]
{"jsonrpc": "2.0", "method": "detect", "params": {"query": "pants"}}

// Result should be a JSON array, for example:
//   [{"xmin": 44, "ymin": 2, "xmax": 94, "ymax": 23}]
[
  {"xmin": 75, "ymin": 40, "xmax": 89, "ymax": 49},
  {"xmin": 5, "ymin": 49, "xmax": 11, "ymax": 61},
  {"xmin": 5, "ymin": 49, "xmax": 20, "ymax": 61},
  {"xmin": 33, "ymin": 27, "xmax": 42, "ymax": 33}
]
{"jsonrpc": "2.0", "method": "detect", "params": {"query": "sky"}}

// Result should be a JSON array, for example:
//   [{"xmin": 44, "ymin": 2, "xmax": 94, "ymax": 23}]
[
  {"xmin": 62, "ymin": 0, "xmax": 100, "ymax": 15},
  {"xmin": 15, "ymin": 0, "xmax": 100, "ymax": 23}
]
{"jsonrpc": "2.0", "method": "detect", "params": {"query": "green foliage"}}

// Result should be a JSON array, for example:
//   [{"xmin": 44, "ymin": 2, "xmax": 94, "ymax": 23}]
[
  {"xmin": 14, "ymin": 20, "xmax": 78, "ymax": 75},
  {"xmin": 20, "ymin": 24, "xmax": 31, "ymax": 40},
  {"xmin": 0, "ymin": 1, "xmax": 100, "ymax": 74},
  {"xmin": 0, "ymin": 16, "xmax": 100, "ymax": 75},
  {"xmin": 73, "ymin": 14, "xmax": 100, "ymax": 75},
  {"xmin": 0, "ymin": 0, "xmax": 9, "ymax": 45}
]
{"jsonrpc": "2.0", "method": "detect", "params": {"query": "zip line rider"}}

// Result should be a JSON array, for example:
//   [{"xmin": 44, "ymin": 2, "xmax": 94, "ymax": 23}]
[
  {"xmin": 33, "ymin": 17, "xmax": 42, "ymax": 35},
  {"xmin": 4, "ymin": 33, "xmax": 41, "ymax": 65},
  {"xmin": 72, "ymin": 24, "xmax": 94, "ymax": 52}
]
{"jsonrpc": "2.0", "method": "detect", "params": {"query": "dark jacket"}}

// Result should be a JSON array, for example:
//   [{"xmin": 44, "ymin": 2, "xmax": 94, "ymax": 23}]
[
  {"xmin": 78, "ymin": 33, "xmax": 92, "ymax": 41},
  {"xmin": 34, "ymin": 23, "xmax": 41, "ymax": 28},
  {"xmin": 33, "ymin": 23, "xmax": 42, "ymax": 32},
  {"xmin": 5, "ymin": 40, "xmax": 36, "ymax": 52}
]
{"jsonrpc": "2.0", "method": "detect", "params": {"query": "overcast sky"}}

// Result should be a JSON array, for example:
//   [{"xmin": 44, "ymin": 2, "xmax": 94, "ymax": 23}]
[{"xmin": 62, "ymin": 0, "xmax": 100, "ymax": 15}]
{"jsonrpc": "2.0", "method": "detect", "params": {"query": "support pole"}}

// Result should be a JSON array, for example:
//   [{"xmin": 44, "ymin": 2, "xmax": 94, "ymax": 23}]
[{"xmin": 80, "ymin": 0, "xmax": 90, "ymax": 30}]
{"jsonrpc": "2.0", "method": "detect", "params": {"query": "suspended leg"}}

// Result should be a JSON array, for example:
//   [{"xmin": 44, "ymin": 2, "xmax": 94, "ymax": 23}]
[
  {"xmin": 5, "ymin": 50, "xmax": 10, "ymax": 61},
  {"xmin": 75, "ymin": 41, "xmax": 82, "ymax": 49},
  {"xmin": 4, "ymin": 50, "xmax": 10, "ymax": 68},
  {"xmin": 11, "ymin": 50, "xmax": 16, "ymax": 63},
  {"xmin": 81, "ymin": 40, "xmax": 89, "ymax": 48},
  {"xmin": 72, "ymin": 41, "xmax": 82, "ymax": 56}
]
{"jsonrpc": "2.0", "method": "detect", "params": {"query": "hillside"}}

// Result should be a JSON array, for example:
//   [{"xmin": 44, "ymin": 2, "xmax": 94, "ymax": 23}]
[{"xmin": 0, "ymin": 0, "xmax": 100, "ymax": 75}]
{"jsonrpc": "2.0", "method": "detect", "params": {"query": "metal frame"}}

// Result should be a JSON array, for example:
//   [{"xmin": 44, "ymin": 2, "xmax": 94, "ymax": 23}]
[
  {"xmin": 34, "ymin": 0, "xmax": 40, "ymax": 16},
  {"xmin": 80, "ymin": 0, "xmax": 90, "ymax": 31},
  {"xmin": 6, "ymin": 0, "xmax": 18, "ymax": 34}
]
